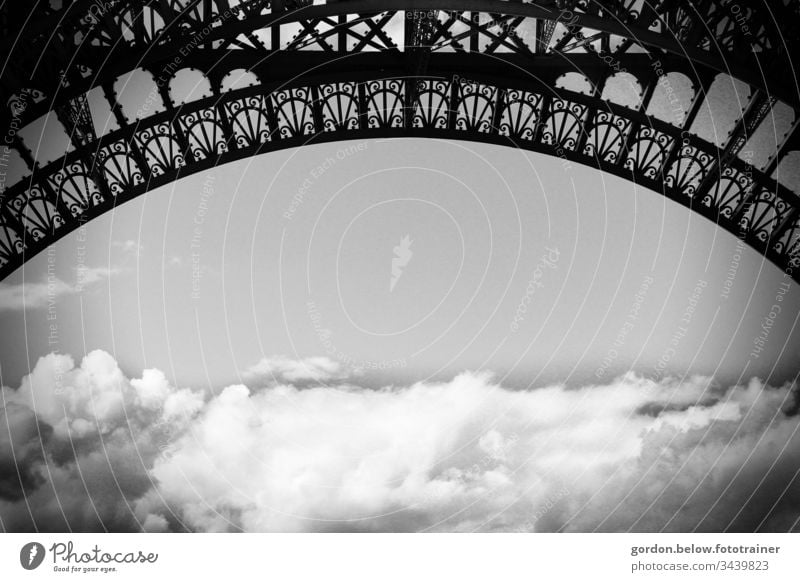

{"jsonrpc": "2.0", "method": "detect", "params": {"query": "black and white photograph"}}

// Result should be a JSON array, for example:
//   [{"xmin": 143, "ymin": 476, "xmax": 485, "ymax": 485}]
[{"xmin": 1, "ymin": 0, "xmax": 799, "ymax": 579}]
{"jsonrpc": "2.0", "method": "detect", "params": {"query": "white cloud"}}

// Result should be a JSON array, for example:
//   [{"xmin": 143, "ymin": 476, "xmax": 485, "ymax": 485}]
[
  {"xmin": 1, "ymin": 350, "xmax": 204, "ymax": 531},
  {"xmin": 243, "ymin": 355, "xmax": 352, "ymax": 384},
  {"xmin": 112, "ymin": 239, "xmax": 144, "ymax": 255},
  {"xmin": 5, "ymin": 350, "xmax": 203, "ymax": 440},
  {"xmin": 1, "ymin": 352, "xmax": 799, "ymax": 532},
  {"xmin": 0, "ymin": 278, "xmax": 73, "ymax": 311},
  {"xmin": 0, "ymin": 267, "xmax": 117, "ymax": 311},
  {"xmin": 75, "ymin": 266, "xmax": 119, "ymax": 289},
  {"xmin": 143, "ymin": 372, "xmax": 800, "ymax": 532}
]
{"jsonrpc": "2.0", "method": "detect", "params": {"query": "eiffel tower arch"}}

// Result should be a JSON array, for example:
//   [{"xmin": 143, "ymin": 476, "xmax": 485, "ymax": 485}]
[{"xmin": 0, "ymin": 1, "xmax": 798, "ymax": 281}]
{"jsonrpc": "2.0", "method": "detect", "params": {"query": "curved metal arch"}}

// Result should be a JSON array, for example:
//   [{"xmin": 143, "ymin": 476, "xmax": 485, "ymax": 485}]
[
  {"xmin": 0, "ymin": 1, "xmax": 799, "ymax": 282},
  {"xmin": 1, "ymin": 64, "xmax": 799, "ymax": 281}
]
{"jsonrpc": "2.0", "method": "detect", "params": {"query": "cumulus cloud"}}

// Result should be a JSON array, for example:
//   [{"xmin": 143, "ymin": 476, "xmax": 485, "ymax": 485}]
[
  {"xmin": 1, "ymin": 351, "xmax": 203, "ymax": 531},
  {"xmin": 1, "ymin": 351, "xmax": 798, "ymax": 533}
]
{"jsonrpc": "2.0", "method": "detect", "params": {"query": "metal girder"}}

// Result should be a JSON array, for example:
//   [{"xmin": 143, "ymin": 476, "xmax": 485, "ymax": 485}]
[
  {"xmin": 1, "ymin": 0, "xmax": 798, "ymax": 132},
  {"xmin": 56, "ymin": 94, "xmax": 99, "ymax": 148},
  {"xmin": 692, "ymin": 91, "xmax": 779, "ymax": 210}
]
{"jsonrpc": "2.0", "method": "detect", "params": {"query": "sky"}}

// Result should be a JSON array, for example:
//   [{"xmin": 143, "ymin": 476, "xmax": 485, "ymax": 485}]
[{"xmin": 1, "ymin": 138, "xmax": 799, "ymax": 392}]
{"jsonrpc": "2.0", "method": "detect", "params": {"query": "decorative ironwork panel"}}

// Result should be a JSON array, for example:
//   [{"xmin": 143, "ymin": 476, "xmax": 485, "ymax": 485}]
[
  {"xmin": 774, "ymin": 215, "xmax": 800, "ymax": 270},
  {"xmin": 741, "ymin": 188, "xmax": 793, "ymax": 243},
  {"xmin": 541, "ymin": 99, "xmax": 587, "ymax": 152},
  {"xmin": 10, "ymin": 185, "xmax": 64, "ymax": 242},
  {"xmin": 703, "ymin": 167, "xmax": 753, "ymax": 218},
  {"xmin": 319, "ymin": 83, "xmax": 360, "ymax": 132},
  {"xmin": 665, "ymin": 145, "xmax": 714, "ymax": 197},
  {"xmin": 134, "ymin": 122, "xmax": 186, "ymax": 176},
  {"xmin": 45, "ymin": 161, "xmax": 105, "ymax": 218},
  {"xmin": 96, "ymin": 140, "xmax": 146, "ymax": 195},
  {"xmin": 624, "ymin": 127, "xmax": 674, "ymax": 180},
  {"xmin": 178, "ymin": 107, "xmax": 229, "ymax": 162},
  {"xmin": 455, "ymin": 80, "xmax": 498, "ymax": 133},
  {"xmin": 365, "ymin": 79, "xmax": 405, "ymax": 129},
  {"xmin": 0, "ymin": 218, "xmax": 24, "ymax": 269},
  {"xmin": 413, "ymin": 79, "xmax": 451, "ymax": 130},
  {"xmin": 498, "ymin": 89, "xmax": 543, "ymax": 140},
  {"xmin": 223, "ymin": 95, "xmax": 273, "ymax": 148},
  {"xmin": 583, "ymin": 112, "xmax": 632, "ymax": 164},
  {"xmin": 272, "ymin": 87, "xmax": 317, "ymax": 138}
]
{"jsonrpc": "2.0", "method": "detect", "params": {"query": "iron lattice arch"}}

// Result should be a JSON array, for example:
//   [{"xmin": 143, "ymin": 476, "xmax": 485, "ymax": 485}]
[{"xmin": 1, "ymin": 0, "xmax": 799, "ymax": 281}]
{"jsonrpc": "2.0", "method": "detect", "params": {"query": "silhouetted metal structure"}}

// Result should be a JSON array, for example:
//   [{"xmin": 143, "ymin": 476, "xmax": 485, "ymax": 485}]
[{"xmin": 0, "ymin": 1, "xmax": 798, "ymax": 280}]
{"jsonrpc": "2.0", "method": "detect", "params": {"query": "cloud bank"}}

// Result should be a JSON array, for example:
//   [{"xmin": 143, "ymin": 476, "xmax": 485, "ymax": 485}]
[{"xmin": 1, "ymin": 351, "xmax": 798, "ymax": 532}]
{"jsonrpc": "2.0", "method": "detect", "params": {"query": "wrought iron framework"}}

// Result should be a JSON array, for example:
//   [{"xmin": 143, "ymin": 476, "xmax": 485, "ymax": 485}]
[{"xmin": 1, "ymin": 0, "xmax": 799, "ymax": 280}]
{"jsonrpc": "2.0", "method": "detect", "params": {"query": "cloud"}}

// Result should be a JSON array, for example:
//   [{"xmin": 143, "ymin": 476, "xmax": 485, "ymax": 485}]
[
  {"xmin": 0, "ymin": 279, "xmax": 73, "ymax": 311},
  {"xmin": 0, "ymin": 267, "xmax": 117, "ymax": 312},
  {"xmin": 0, "ymin": 401, "xmax": 50, "ymax": 501},
  {"xmin": 243, "ymin": 355, "xmax": 352, "ymax": 384},
  {"xmin": 112, "ymin": 240, "xmax": 143, "ymax": 256},
  {"xmin": 1, "ymin": 352, "xmax": 798, "ymax": 532},
  {"xmin": 1, "ymin": 351, "xmax": 203, "ymax": 532},
  {"xmin": 75, "ymin": 266, "xmax": 118, "ymax": 289}
]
